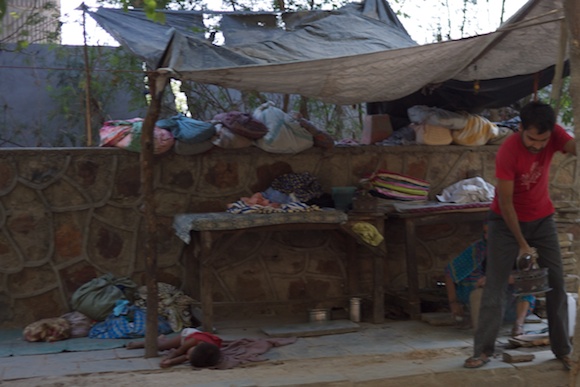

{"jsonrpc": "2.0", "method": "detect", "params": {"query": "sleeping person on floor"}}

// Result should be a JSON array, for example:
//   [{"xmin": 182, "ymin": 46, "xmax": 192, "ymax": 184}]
[
  {"xmin": 127, "ymin": 327, "xmax": 222, "ymax": 368},
  {"xmin": 444, "ymin": 222, "xmax": 535, "ymax": 337}
]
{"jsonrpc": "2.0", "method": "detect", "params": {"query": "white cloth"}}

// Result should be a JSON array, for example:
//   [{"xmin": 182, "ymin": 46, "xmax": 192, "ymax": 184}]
[
  {"xmin": 180, "ymin": 327, "xmax": 201, "ymax": 344},
  {"xmin": 436, "ymin": 177, "xmax": 495, "ymax": 203}
]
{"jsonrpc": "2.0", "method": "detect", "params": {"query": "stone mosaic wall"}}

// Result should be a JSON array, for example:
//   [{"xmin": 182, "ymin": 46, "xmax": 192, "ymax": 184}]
[{"xmin": 0, "ymin": 145, "xmax": 578, "ymax": 327}]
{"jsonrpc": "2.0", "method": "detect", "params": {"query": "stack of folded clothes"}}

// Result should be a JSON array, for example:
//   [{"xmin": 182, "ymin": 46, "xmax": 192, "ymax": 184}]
[{"xmin": 367, "ymin": 170, "xmax": 430, "ymax": 201}]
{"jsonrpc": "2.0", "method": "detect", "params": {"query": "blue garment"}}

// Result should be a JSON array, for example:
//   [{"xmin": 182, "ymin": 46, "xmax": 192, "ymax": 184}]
[
  {"xmin": 89, "ymin": 305, "xmax": 172, "ymax": 339},
  {"xmin": 446, "ymin": 237, "xmax": 535, "ymax": 315},
  {"xmin": 446, "ymin": 238, "xmax": 486, "ymax": 305},
  {"xmin": 156, "ymin": 114, "xmax": 215, "ymax": 143},
  {"xmin": 262, "ymin": 187, "xmax": 293, "ymax": 204}
]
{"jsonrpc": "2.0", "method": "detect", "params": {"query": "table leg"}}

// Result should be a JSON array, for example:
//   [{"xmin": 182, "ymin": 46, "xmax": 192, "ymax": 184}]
[
  {"xmin": 404, "ymin": 218, "xmax": 421, "ymax": 319},
  {"xmin": 346, "ymin": 235, "xmax": 358, "ymax": 296},
  {"xmin": 199, "ymin": 231, "xmax": 214, "ymax": 332},
  {"xmin": 372, "ymin": 218, "xmax": 385, "ymax": 323},
  {"xmin": 372, "ymin": 251, "xmax": 385, "ymax": 323}
]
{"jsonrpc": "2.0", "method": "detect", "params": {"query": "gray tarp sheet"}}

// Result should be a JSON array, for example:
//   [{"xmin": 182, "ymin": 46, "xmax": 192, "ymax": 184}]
[{"xmin": 88, "ymin": 0, "xmax": 566, "ymax": 107}]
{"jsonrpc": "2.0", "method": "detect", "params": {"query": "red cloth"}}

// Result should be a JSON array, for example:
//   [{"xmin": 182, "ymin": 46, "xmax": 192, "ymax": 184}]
[
  {"xmin": 491, "ymin": 125, "xmax": 572, "ymax": 221},
  {"xmin": 186, "ymin": 331, "xmax": 223, "ymax": 348}
]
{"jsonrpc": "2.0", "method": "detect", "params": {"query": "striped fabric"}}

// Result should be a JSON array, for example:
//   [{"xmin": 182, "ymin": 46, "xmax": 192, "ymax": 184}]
[{"xmin": 367, "ymin": 170, "xmax": 429, "ymax": 201}]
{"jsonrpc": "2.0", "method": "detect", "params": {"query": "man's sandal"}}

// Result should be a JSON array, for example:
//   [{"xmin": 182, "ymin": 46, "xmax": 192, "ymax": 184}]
[
  {"xmin": 511, "ymin": 324, "xmax": 524, "ymax": 337},
  {"xmin": 464, "ymin": 355, "xmax": 490, "ymax": 369},
  {"xmin": 557, "ymin": 355, "xmax": 572, "ymax": 371}
]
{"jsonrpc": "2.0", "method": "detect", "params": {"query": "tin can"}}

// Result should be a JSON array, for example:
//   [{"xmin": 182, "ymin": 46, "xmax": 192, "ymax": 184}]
[{"xmin": 350, "ymin": 297, "xmax": 361, "ymax": 322}]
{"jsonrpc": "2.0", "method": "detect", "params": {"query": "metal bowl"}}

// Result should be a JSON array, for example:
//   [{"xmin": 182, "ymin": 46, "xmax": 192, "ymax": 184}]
[{"xmin": 308, "ymin": 308, "xmax": 330, "ymax": 322}]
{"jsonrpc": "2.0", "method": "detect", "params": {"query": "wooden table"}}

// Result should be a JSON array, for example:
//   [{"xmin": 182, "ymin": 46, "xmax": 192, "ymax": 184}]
[
  {"xmin": 388, "ymin": 206, "xmax": 490, "ymax": 319},
  {"xmin": 174, "ymin": 210, "xmax": 387, "ymax": 332}
]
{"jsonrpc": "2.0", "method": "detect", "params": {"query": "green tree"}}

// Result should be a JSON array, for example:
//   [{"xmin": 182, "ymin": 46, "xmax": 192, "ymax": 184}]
[
  {"xmin": 45, "ymin": 45, "xmax": 148, "ymax": 146},
  {"xmin": 0, "ymin": 0, "xmax": 60, "ymax": 50}
]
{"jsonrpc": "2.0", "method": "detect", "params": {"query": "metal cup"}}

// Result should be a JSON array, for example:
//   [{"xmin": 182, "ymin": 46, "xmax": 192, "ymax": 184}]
[{"xmin": 350, "ymin": 297, "xmax": 361, "ymax": 322}]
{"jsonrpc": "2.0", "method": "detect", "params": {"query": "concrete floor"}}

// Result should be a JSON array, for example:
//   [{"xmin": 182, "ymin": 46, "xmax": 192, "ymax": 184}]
[{"xmin": 0, "ymin": 315, "xmax": 573, "ymax": 387}]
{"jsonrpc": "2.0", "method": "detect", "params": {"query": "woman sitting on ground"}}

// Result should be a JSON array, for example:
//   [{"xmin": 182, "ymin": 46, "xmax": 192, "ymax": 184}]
[{"xmin": 445, "ymin": 223, "xmax": 535, "ymax": 336}]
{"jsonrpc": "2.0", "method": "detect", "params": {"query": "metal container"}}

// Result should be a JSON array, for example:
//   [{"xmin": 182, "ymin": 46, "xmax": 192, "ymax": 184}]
[
  {"xmin": 309, "ymin": 308, "xmax": 330, "ymax": 322},
  {"xmin": 350, "ymin": 297, "xmax": 361, "ymax": 322},
  {"xmin": 511, "ymin": 267, "xmax": 551, "ymax": 296}
]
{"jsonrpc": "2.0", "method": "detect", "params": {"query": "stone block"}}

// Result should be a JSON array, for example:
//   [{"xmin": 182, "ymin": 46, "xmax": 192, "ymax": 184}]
[{"xmin": 502, "ymin": 350, "xmax": 535, "ymax": 363}]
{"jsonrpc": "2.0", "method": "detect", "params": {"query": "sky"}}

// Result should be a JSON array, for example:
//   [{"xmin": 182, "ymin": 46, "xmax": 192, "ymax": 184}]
[{"xmin": 60, "ymin": 0, "xmax": 529, "ymax": 46}]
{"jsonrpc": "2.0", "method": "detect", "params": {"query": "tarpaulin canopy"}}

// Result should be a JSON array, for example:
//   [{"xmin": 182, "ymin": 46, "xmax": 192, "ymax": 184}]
[{"xmin": 88, "ymin": 0, "xmax": 567, "ymax": 113}]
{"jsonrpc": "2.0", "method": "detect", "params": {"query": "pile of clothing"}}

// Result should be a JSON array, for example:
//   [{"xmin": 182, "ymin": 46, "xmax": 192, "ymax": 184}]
[
  {"xmin": 366, "ymin": 170, "xmax": 429, "ymax": 201},
  {"xmin": 227, "ymin": 172, "xmax": 329, "ymax": 214}
]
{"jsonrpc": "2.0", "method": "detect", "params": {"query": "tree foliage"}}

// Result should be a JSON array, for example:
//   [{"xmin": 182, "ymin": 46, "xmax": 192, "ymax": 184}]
[{"xmin": 0, "ymin": 0, "xmax": 60, "ymax": 50}]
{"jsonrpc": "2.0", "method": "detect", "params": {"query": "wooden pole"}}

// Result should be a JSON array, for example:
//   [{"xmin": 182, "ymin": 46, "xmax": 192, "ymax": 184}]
[
  {"xmin": 82, "ymin": 8, "xmax": 92, "ymax": 146},
  {"xmin": 563, "ymin": 0, "xmax": 580, "ymax": 384},
  {"xmin": 141, "ymin": 71, "xmax": 169, "ymax": 358},
  {"xmin": 550, "ymin": 19, "xmax": 568, "ymax": 116}
]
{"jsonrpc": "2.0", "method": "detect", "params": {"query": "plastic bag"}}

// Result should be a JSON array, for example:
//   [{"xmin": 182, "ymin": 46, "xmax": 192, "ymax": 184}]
[
  {"xmin": 61, "ymin": 311, "xmax": 93, "ymax": 338},
  {"xmin": 407, "ymin": 105, "xmax": 468, "ymax": 129},
  {"xmin": 71, "ymin": 273, "xmax": 138, "ymax": 322}
]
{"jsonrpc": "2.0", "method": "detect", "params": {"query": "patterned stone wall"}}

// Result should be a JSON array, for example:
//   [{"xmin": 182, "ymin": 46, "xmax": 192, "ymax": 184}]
[{"xmin": 0, "ymin": 145, "xmax": 578, "ymax": 327}]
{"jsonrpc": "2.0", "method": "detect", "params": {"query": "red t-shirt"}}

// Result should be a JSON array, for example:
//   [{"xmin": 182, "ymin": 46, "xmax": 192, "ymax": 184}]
[
  {"xmin": 186, "ymin": 331, "xmax": 223, "ymax": 348},
  {"xmin": 490, "ymin": 124, "xmax": 572, "ymax": 222}
]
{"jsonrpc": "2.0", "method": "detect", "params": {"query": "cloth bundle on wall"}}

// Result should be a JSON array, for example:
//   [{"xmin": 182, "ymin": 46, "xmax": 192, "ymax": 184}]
[
  {"xmin": 367, "ymin": 170, "xmax": 430, "ymax": 201},
  {"xmin": 213, "ymin": 111, "xmax": 269, "ymax": 140},
  {"xmin": 290, "ymin": 111, "xmax": 335, "ymax": 149},
  {"xmin": 253, "ymin": 101, "xmax": 314, "ymax": 154},
  {"xmin": 407, "ymin": 105, "xmax": 500, "ymax": 146},
  {"xmin": 155, "ymin": 113, "xmax": 217, "ymax": 155},
  {"xmin": 99, "ymin": 118, "xmax": 175, "ymax": 154},
  {"xmin": 156, "ymin": 113, "xmax": 216, "ymax": 143}
]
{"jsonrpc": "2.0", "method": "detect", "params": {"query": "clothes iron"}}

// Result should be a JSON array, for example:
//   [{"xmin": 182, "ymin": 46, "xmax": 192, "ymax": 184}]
[{"xmin": 512, "ymin": 249, "xmax": 552, "ymax": 296}]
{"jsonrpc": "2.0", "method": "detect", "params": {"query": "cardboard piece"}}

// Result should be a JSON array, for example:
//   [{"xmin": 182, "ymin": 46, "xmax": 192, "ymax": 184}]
[
  {"xmin": 361, "ymin": 114, "xmax": 393, "ymax": 144},
  {"xmin": 508, "ymin": 333, "xmax": 550, "ymax": 348}
]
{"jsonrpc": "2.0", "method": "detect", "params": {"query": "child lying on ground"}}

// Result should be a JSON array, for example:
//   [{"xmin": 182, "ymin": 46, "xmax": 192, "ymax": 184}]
[{"xmin": 126, "ymin": 327, "xmax": 222, "ymax": 368}]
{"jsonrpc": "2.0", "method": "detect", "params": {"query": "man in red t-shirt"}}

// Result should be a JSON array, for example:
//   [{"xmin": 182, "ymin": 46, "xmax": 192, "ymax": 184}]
[{"xmin": 464, "ymin": 101, "xmax": 576, "ymax": 370}]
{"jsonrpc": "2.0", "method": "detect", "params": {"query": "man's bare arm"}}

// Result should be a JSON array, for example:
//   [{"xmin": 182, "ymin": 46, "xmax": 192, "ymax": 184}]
[{"xmin": 563, "ymin": 138, "xmax": 577, "ymax": 156}]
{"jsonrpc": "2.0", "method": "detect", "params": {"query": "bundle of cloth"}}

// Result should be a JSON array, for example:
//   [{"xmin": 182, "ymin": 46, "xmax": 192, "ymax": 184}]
[
  {"xmin": 366, "ymin": 170, "xmax": 430, "ymax": 201},
  {"xmin": 227, "ymin": 172, "xmax": 328, "ymax": 214}
]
